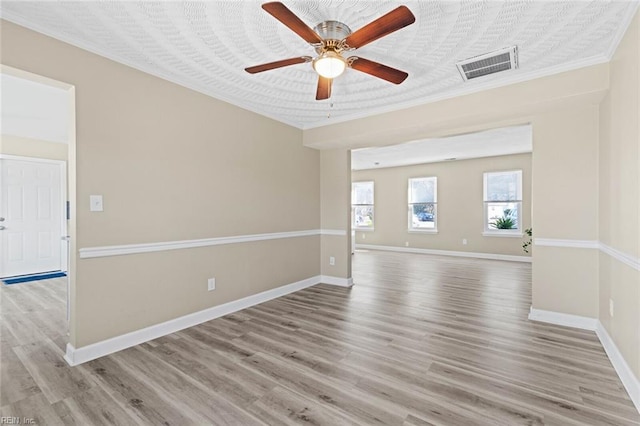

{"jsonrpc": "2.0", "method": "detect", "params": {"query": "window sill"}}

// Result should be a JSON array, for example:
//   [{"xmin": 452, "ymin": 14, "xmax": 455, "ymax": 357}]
[
  {"xmin": 354, "ymin": 228, "xmax": 374, "ymax": 232},
  {"xmin": 408, "ymin": 229, "xmax": 438, "ymax": 234},
  {"xmin": 482, "ymin": 231, "xmax": 523, "ymax": 238}
]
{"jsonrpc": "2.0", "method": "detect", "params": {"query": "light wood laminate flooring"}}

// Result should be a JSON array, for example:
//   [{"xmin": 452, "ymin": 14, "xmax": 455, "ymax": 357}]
[{"xmin": 1, "ymin": 251, "xmax": 638, "ymax": 425}]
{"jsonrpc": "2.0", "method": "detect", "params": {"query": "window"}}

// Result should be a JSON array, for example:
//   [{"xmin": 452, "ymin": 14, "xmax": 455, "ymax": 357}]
[
  {"xmin": 408, "ymin": 177, "xmax": 437, "ymax": 231},
  {"xmin": 352, "ymin": 181, "xmax": 374, "ymax": 230},
  {"xmin": 483, "ymin": 170, "xmax": 522, "ymax": 235}
]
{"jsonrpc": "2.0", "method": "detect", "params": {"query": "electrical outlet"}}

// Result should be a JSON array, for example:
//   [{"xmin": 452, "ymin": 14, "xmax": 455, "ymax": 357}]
[
  {"xmin": 329, "ymin": 256, "xmax": 335, "ymax": 266},
  {"xmin": 362, "ymin": 233, "xmax": 366, "ymax": 239},
  {"xmin": 609, "ymin": 298, "xmax": 614, "ymax": 317},
  {"xmin": 462, "ymin": 239, "xmax": 468, "ymax": 245},
  {"xmin": 405, "ymin": 241, "xmax": 409, "ymax": 247},
  {"xmin": 208, "ymin": 278, "xmax": 216, "ymax": 291}
]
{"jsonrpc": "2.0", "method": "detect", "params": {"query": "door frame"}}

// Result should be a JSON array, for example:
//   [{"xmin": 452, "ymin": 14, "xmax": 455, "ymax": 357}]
[
  {"xmin": 1, "ymin": 63, "xmax": 76, "ymax": 336},
  {"xmin": 0, "ymin": 154, "xmax": 68, "ymax": 276}
]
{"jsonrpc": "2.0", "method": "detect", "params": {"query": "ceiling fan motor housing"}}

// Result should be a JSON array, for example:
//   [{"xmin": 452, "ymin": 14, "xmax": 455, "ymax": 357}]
[{"xmin": 313, "ymin": 20, "xmax": 352, "ymax": 53}]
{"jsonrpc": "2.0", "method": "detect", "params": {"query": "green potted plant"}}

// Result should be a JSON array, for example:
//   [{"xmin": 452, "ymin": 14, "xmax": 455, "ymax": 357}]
[
  {"xmin": 522, "ymin": 228, "xmax": 533, "ymax": 253},
  {"xmin": 489, "ymin": 215, "xmax": 516, "ymax": 229}
]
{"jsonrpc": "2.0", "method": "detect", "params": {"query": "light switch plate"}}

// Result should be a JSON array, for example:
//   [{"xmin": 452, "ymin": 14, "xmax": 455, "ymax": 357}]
[{"xmin": 89, "ymin": 195, "xmax": 103, "ymax": 212}]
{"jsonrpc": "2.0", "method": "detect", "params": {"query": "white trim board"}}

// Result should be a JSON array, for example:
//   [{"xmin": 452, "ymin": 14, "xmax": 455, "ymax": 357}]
[
  {"xmin": 0, "ymin": 154, "xmax": 66, "ymax": 164},
  {"xmin": 528, "ymin": 308, "xmax": 598, "ymax": 331},
  {"xmin": 79, "ymin": 229, "xmax": 347, "ymax": 259},
  {"xmin": 320, "ymin": 275, "xmax": 354, "ymax": 287},
  {"xmin": 355, "ymin": 244, "xmax": 531, "ymax": 263},
  {"xmin": 604, "ymin": 2, "xmax": 640, "ymax": 60},
  {"xmin": 596, "ymin": 321, "xmax": 640, "ymax": 413},
  {"xmin": 321, "ymin": 229, "xmax": 349, "ymax": 236},
  {"xmin": 599, "ymin": 242, "xmax": 640, "ymax": 272},
  {"xmin": 534, "ymin": 238, "xmax": 640, "ymax": 272},
  {"xmin": 64, "ymin": 274, "xmax": 351, "ymax": 366},
  {"xmin": 534, "ymin": 238, "xmax": 599, "ymax": 249},
  {"xmin": 528, "ymin": 308, "xmax": 640, "ymax": 413}
]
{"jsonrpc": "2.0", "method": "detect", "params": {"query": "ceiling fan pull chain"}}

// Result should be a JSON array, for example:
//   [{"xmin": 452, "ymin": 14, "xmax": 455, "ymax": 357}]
[{"xmin": 327, "ymin": 102, "xmax": 334, "ymax": 119}]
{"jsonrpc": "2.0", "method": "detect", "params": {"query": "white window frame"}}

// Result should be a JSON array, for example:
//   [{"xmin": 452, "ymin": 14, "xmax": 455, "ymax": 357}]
[
  {"xmin": 483, "ymin": 170, "xmax": 523, "ymax": 237},
  {"xmin": 408, "ymin": 177, "xmax": 438, "ymax": 233},
  {"xmin": 352, "ymin": 181, "xmax": 374, "ymax": 231}
]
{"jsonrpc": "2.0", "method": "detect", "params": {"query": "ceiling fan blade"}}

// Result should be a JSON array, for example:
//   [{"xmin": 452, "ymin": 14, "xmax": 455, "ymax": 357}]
[
  {"xmin": 245, "ymin": 56, "xmax": 311, "ymax": 74},
  {"xmin": 316, "ymin": 76, "xmax": 332, "ymax": 100},
  {"xmin": 262, "ymin": 2, "xmax": 323, "ymax": 44},
  {"xmin": 348, "ymin": 57, "xmax": 408, "ymax": 84},
  {"xmin": 343, "ymin": 6, "xmax": 415, "ymax": 49}
]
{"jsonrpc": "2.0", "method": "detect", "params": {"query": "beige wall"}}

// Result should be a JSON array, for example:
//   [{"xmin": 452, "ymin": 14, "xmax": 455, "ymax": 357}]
[
  {"xmin": 320, "ymin": 149, "xmax": 351, "ymax": 279},
  {"xmin": 1, "ymin": 20, "xmax": 321, "ymax": 348},
  {"xmin": 531, "ymin": 104, "xmax": 600, "ymax": 318},
  {"xmin": 599, "ymin": 11, "xmax": 640, "ymax": 378},
  {"xmin": 533, "ymin": 247, "xmax": 599, "ymax": 317},
  {"xmin": 304, "ymin": 64, "xmax": 608, "ymax": 150},
  {"xmin": 78, "ymin": 237, "xmax": 319, "ymax": 344},
  {"xmin": 0, "ymin": 134, "xmax": 68, "ymax": 161},
  {"xmin": 352, "ymin": 153, "xmax": 532, "ymax": 257}
]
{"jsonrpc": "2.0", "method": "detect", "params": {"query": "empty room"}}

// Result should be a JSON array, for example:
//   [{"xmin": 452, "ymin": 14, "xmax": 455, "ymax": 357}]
[{"xmin": 1, "ymin": 1, "xmax": 639, "ymax": 425}]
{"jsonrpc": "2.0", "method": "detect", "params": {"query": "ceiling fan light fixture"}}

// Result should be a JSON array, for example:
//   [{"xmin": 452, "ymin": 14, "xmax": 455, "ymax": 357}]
[{"xmin": 313, "ymin": 51, "xmax": 346, "ymax": 79}]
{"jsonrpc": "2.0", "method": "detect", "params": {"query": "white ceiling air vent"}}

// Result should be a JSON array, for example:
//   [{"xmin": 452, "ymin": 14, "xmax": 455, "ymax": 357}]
[{"xmin": 456, "ymin": 46, "xmax": 519, "ymax": 81}]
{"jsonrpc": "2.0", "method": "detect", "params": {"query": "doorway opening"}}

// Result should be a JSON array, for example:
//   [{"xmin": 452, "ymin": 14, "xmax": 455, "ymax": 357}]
[
  {"xmin": 0, "ymin": 66, "xmax": 76, "ymax": 351},
  {"xmin": 349, "ymin": 124, "xmax": 533, "ymax": 272}
]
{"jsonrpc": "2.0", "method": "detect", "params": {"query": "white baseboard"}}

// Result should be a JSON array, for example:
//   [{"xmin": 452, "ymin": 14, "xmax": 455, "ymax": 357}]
[
  {"xmin": 528, "ymin": 307, "xmax": 598, "ymax": 330},
  {"xmin": 320, "ymin": 275, "xmax": 354, "ymax": 287},
  {"xmin": 528, "ymin": 307, "xmax": 639, "ymax": 414},
  {"xmin": 65, "ymin": 274, "xmax": 343, "ymax": 366},
  {"xmin": 596, "ymin": 322, "xmax": 640, "ymax": 413},
  {"xmin": 355, "ymin": 244, "xmax": 531, "ymax": 263}
]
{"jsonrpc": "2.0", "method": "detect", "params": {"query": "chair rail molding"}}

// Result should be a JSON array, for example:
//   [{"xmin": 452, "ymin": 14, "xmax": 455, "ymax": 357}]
[
  {"xmin": 599, "ymin": 242, "xmax": 640, "ymax": 271},
  {"xmin": 534, "ymin": 238, "xmax": 640, "ymax": 271},
  {"xmin": 79, "ymin": 228, "xmax": 348, "ymax": 259},
  {"xmin": 534, "ymin": 238, "xmax": 599, "ymax": 249}
]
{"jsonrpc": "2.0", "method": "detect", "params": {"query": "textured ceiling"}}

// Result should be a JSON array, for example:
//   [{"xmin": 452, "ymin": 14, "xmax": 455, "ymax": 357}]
[
  {"xmin": 1, "ymin": 1, "xmax": 637, "ymax": 129},
  {"xmin": 352, "ymin": 124, "xmax": 532, "ymax": 170}
]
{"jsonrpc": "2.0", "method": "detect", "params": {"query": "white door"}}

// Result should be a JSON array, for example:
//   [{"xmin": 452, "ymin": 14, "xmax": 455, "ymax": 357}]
[{"xmin": 0, "ymin": 158, "xmax": 66, "ymax": 278}]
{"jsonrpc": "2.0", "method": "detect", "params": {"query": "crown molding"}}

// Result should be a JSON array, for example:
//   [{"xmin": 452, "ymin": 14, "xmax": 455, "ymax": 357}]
[
  {"xmin": 0, "ymin": 13, "xmax": 305, "ymax": 130},
  {"xmin": 604, "ymin": 2, "xmax": 640, "ymax": 61},
  {"xmin": 302, "ymin": 55, "xmax": 610, "ymax": 130}
]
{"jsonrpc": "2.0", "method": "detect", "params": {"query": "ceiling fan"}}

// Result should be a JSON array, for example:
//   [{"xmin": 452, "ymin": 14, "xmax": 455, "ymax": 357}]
[{"xmin": 245, "ymin": 2, "xmax": 416, "ymax": 100}]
